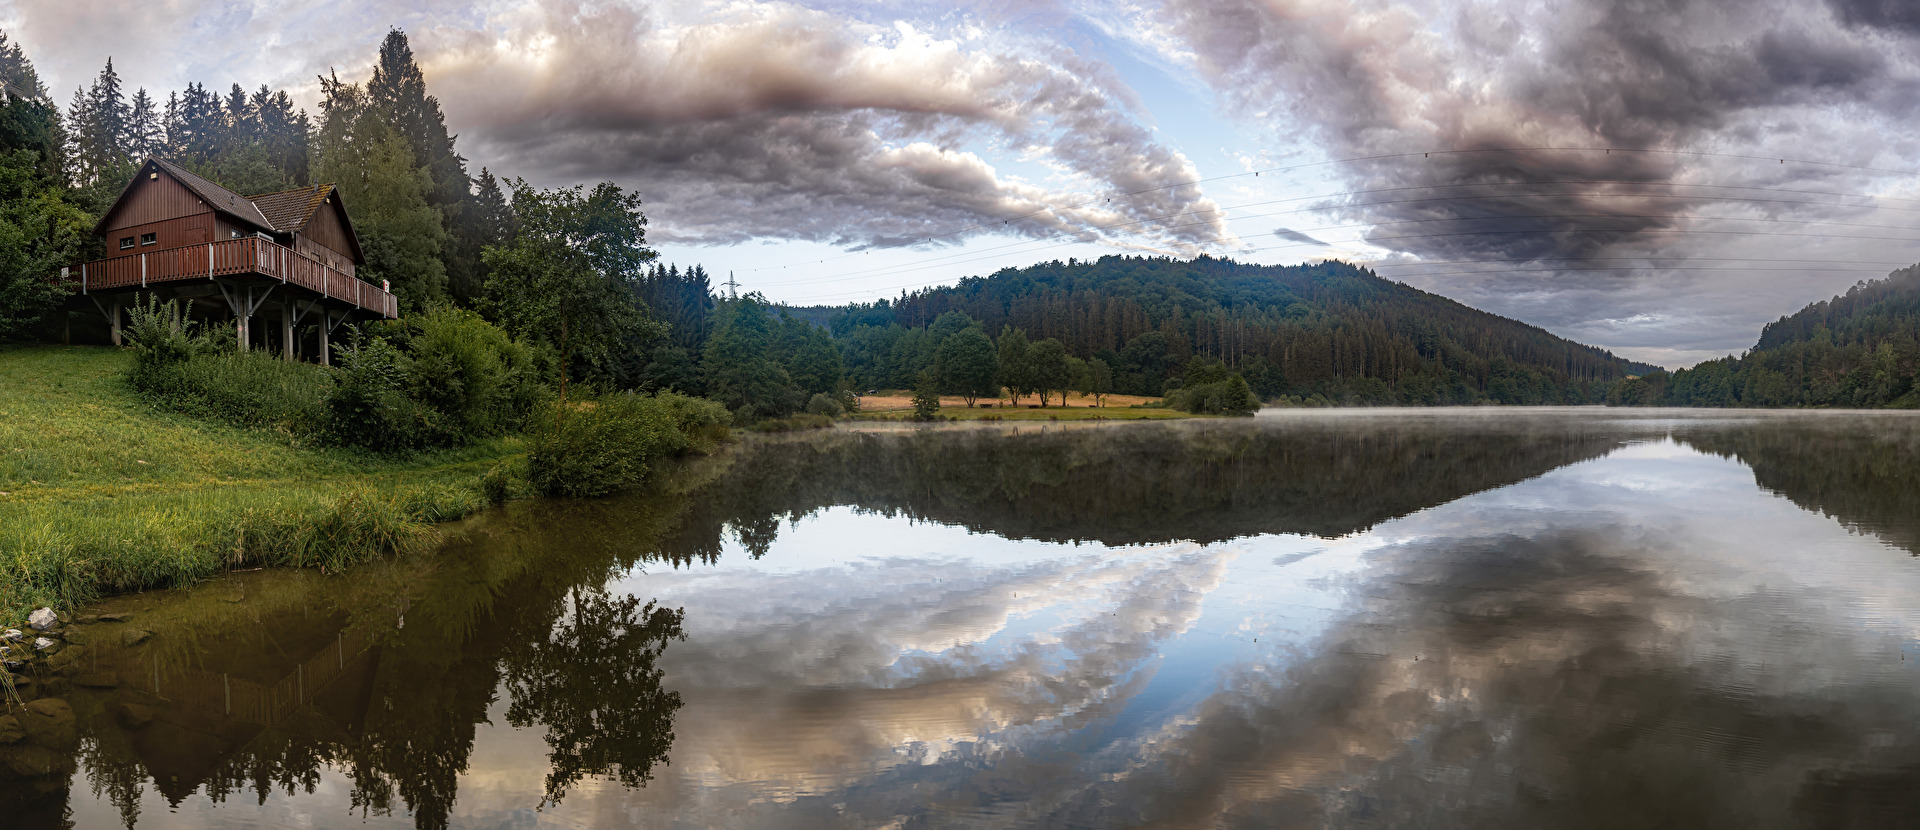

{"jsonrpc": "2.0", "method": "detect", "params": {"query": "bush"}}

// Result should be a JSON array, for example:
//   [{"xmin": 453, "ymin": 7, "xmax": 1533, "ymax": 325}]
[
  {"xmin": 806, "ymin": 391, "xmax": 845, "ymax": 417},
  {"xmin": 326, "ymin": 335, "xmax": 436, "ymax": 451},
  {"xmin": 373, "ymin": 306, "xmax": 548, "ymax": 443},
  {"xmin": 327, "ymin": 309, "xmax": 550, "ymax": 451},
  {"xmin": 127, "ymin": 300, "xmax": 332, "ymax": 435},
  {"xmin": 910, "ymin": 371, "xmax": 942, "ymax": 421},
  {"xmin": 527, "ymin": 392, "xmax": 731, "ymax": 498},
  {"xmin": 1166, "ymin": 374, "xmax": 1260, "ymax": 416}
]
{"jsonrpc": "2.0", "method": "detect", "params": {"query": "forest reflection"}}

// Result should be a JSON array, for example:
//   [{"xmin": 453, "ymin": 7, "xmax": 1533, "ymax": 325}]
[{"xmin": 12, "ymin": 413, "xmax": 1920, "ymax": 829}]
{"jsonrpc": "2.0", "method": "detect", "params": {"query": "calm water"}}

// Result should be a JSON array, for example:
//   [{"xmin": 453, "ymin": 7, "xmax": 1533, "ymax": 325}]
[{"xmin": 8, "ymin": 410, "xmax": 1920, "ymax": 829}]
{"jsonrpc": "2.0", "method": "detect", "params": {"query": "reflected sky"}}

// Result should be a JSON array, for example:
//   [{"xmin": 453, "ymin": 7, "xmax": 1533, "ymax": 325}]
[{"xmin": 34, "ymin": 413, "xmax": 1920, "ymax": 829}]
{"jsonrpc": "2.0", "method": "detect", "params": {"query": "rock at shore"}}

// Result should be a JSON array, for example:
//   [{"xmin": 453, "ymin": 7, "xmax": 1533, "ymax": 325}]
[
  {"xmin": 120, "ymin": 628, "xmax": 152, "ymax": 647},
  {"xmin": 26, "ymin": 608, "xmax": 57, "ymax": 631},
  {"xmin": 19, "ymin": 699, "xmax": 76, "ymax": 748}
]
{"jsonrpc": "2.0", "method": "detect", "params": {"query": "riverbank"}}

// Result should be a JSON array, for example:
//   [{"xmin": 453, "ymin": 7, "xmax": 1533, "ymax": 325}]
[{"xmin": 0, "ymin": 345, "xmax": 522, "ymax": 627}]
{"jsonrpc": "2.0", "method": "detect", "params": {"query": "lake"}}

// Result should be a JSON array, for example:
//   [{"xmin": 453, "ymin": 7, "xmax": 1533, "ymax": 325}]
[{"xmin": 7, "ymin": 409, "xmax": 1920, "ymax": 829}]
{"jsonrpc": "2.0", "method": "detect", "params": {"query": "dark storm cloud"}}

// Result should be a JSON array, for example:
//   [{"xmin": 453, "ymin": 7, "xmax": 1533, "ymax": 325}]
[
  {"xmin": 1155, "ymin": 0, "xmax": 1920, "ymax": 362},
  {"xmin": 1271, "ymin": 227, "xmax": 1325, "ymax": 247},
  {"xmin": 1829, "ymin": 0, "xmax": 1920, "ymax": 34},
  {"xmin": 426, "ymin": 0, "xmax": 1228, "ymax": 250}
]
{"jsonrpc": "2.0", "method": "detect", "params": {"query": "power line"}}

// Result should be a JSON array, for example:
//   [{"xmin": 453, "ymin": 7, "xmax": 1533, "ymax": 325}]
[{"xmin": 746, "ymin": 178, "xmax": 1920, "ymax": 290}]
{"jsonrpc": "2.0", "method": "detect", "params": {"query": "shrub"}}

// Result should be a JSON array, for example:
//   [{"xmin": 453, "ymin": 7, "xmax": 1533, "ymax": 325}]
[
  {"xmin": 910, "ymin": 371, "xmax": 942, "ymax": 421},
  {"xmin": 1166, "ymin": 374, "xmax": 1260, "ymax": 416},
  {"xmin": 805, "ymin": 391, "xmax": 845, "ymax": 417},
  {"xmin": 326, "ymin": 335, "xmax": 435, "ymax": 451},
  {"xmin": 374, "ymin": 306, "xmax": 548, "ymax": 443},
  {"xmin": 527, "ymin": 391, "xmax": 731, "ymax": 498},
  {"xmin": 326, "ymin": 309, "xmax": 549, "ymax": 452},
  {"xmin": 127, "ymin": 300, "xmax": 333, "ymax": 435}
]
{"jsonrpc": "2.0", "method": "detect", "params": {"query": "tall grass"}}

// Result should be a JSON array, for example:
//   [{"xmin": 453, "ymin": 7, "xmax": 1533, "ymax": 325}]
[{"xmin": 0, "ymin": 345, "xmax": 521, "ymax": 623}]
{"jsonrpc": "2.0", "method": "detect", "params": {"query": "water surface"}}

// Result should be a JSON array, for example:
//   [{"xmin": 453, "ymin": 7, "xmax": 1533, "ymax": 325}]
[{"xmin": 8, "ymin": 410, "xmax": 1920, "ymax": 828}]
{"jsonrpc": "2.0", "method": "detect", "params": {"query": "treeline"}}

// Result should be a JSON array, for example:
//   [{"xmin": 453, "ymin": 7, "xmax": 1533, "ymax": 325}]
[
  {"xmin": 817, "ymin": 256, "xmax": 1655, "ymax": 405},
  {"xmin": 1609, "ymin": 265, "xmax": 1920, "ymax": 408}
]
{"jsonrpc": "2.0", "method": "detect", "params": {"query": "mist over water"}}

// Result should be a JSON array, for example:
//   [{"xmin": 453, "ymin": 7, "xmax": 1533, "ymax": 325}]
[{"xmin": 9, "ymin": 411, "xmax": 1920, "ymax": 829}]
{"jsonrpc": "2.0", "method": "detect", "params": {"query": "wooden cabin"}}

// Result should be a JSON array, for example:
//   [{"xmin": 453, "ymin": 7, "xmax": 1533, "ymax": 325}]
[{"xmin": 61, "ymin": 158, "xmax": 396, "ymax": 362}]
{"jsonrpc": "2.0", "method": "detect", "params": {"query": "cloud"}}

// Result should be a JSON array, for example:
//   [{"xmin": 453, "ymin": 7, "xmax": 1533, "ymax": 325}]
[
  {"xmin": 421, "ymin": 1, "xmax": 1229, "ymax": 250},
  {"xmin": 1144, "ymin": 0, "xmax": 1920, "ymax": 363},
  {"xmin": 1271, "ymin": 226, "xmax": 1325, "ymax": 247}
]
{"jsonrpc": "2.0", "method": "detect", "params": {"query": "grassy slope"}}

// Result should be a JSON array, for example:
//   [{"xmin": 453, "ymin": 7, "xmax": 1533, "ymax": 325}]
[{"xmin": 0, "ymin": 345, "xmax": 521, "ymax": 625}]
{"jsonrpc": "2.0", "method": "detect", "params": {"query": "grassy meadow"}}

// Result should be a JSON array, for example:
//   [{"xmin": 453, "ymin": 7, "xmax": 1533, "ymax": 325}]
[{"xmin": 0, "ymin": 345, "xmax": 522, "ymax": 626}]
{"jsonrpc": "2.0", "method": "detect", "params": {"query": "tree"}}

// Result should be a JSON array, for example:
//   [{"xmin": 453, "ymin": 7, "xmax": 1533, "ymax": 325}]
[
  {"xmin": 996, "ymin": 326, "xmax": 1034, "ymax": 405},
  {"xmin": 67, "ymin": 58, "xmax": 130, "ymax": 187},
  {"xmin": 482, "ymin": 179, "xmax": 661, "ymax": 401},
  {"xmin": 503, "ymin": 590, "xmax": 684, "ymax": 806},
  {"xmin": 702, "ymin": 294, "xmax": 800, "ymax": 420},
  {"xmin": 0, "ymin": 32, "xmax": 62, "ymax": 183},
  {"xmin": 1029, "ymin": 338, "xmax": 1072, "ymax": 406},
  {"xmin": 1085, "ymin": 357, "xmax": 1114, "ymax": 406},
  {"xmin": 125, "ymin": 88, "xmax": 160, "ymax": 159},
  {"xmin": 935, "ymin": 326, "xmax": 999, "ymax": 406},
  {"xmin": 911, "ymin": 369, "xmax": 942, "ymax": 420},
  {"xmin": 0, "ymin": 149, "xmax": 88, "ymax": 338},
  {"xmin": 314, "ymin": 73, "xmax": 450, "ymax": 309}
]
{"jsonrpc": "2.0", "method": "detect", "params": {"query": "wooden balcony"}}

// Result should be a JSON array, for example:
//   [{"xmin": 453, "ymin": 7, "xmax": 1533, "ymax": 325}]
[{"xmin": 61, "ymin": 237, "xmax": 397, "ymax": 319}]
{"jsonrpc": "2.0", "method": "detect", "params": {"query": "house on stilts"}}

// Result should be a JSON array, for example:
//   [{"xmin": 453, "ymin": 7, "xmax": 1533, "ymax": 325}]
[{"xmin": 58, "ymin": 158, "xmax": 397, "ymax": 362}]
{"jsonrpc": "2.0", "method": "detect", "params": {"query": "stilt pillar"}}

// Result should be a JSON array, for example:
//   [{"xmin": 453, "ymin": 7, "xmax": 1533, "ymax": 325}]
[
  {"xmin": 282, "ymin": 301, "xmax": 296, "ymax": 361},
  {"xmin": 109, "ymin": 299, "xmax": 123, "ymax": 346}
]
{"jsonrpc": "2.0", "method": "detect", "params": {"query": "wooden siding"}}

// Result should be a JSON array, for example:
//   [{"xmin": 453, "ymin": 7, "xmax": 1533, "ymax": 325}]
[
  {"xmin": 63, "ymin": 238, "xmax": 397, "ymax": 318},
  {"xmin": 299, "ymin": 199, "xmax": 358, "ymax": 264},
  {"xmin": 104, "ymin": 215, "xmax": 214, "ymax": 253},
  {"xmin": 100, "ymin": 172, "xmax": 211, "ymax": 233},
  {"xmin": 294, "ymin": 235, "xmax": 355, "ymax": 279}
]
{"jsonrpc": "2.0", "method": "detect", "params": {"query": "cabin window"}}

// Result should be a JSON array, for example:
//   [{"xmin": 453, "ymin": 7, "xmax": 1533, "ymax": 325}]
[
  {"xmin": 118, "ymin": 237, "xmax": 134, "ymax": 250},
  {"xmin": 230, "ymin": 229, "xmax": 241, "ymax": 239},
  {"xmin": 139, "ymin": 233, "xmax": 157, "ymax": 246}
]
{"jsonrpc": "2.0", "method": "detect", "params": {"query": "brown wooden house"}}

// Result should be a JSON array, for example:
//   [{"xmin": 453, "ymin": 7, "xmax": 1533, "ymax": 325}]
[{"xmin": 62, "ymin": 158, "xmax": 396, "ymax": 362}]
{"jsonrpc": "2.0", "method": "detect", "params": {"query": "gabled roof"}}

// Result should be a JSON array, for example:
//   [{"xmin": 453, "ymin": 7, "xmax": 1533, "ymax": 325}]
[
  {"xmin": 147, "ymin": 158, "xmax": 275, "ymax": 231},
  {"xmin": 248, "ymin": 183, "xmax": 334, "ymax": 235},
  {"xmin": 247, "ymin": 182, "xmax": 366, "ymax": 265}
]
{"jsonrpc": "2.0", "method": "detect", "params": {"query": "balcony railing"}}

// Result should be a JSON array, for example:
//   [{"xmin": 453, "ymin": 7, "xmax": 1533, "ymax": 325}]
[{"xmin": 62, "ymin": 237, "xmax": 397, "ymax": 319}]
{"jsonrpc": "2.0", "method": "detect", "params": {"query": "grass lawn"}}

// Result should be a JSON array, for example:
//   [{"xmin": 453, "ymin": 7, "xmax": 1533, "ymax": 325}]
[
  {"xmin": 848, "ymin": 390, "xmax": 1197, "ymax": 421},
  {"xmin": 0, "ymin": 344, "xmax": 522, "ymax": 626}
]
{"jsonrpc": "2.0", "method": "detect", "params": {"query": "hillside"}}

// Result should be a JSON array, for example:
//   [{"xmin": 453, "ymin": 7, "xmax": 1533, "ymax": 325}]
[
  {"xmin": 803, "ymin": 256, "xmax": 1655, "ymax": 405},
  {"xmin": 1613, "ymin": 265, "xmax": 1920, "ymax": 408}
]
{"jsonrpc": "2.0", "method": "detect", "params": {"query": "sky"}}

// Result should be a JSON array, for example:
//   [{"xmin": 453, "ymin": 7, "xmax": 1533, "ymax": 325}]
[{"xmin": 6, "ymin": 0, "xmax": 1920, "ymax": 367}]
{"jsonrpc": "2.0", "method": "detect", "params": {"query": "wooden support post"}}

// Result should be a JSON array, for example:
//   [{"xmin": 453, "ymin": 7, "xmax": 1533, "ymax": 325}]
[
  {"xmin": 236, "ymin": 313, "xmax": 248, "ymax": 352},
  {"xmin": 109, "ymin": 298, "xmax": 122, "ymax": 346},
  {"xmin": 281, "ymin": 300, "xmax": 296, "ymax": 361},
  {"xmin": 318, "ymin": 316, "xmax": 330, "ymax": 366}
]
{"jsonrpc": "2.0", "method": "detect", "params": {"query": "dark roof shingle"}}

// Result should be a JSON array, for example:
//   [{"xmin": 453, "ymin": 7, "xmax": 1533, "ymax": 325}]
[{"xmin": 248, "ymin": 184, "xmax": 335, "ymax": 234}]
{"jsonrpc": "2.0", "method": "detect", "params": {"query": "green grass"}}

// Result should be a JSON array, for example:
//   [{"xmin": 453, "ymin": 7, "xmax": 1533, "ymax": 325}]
[
  {"xmin": 0, "ymin": 344, "xmax": 523, "ymax": 626},
  {"xmin": 851, "ymin": 405, "xmax": 1200, "ymax": 422}
]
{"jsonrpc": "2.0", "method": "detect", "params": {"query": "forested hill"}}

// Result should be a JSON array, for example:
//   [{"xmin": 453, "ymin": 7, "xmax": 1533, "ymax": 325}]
[
  {"xmin": 806, "ymin": 256, "xmax": 1656, "ymax": 405},
  {"xmin": 1612, "ymin": 265, "xmax": 1920, "ymax": 408}
]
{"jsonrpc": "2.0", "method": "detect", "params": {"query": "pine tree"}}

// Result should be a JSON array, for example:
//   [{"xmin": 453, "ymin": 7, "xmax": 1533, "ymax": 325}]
[
  {"xmin": 313, "ymin": 73, "xmax": 448, "ymax": 308},
  {"xmin": 67, "ymin": 58, "xmax": 132, "ymax": 187},
  {"xmin": 0, "ymin": 30, "xmax": 61, "ymax": 181},
  {"xmin": 126, "ymin": 88, "xmax": 160, "ymax": 159}
]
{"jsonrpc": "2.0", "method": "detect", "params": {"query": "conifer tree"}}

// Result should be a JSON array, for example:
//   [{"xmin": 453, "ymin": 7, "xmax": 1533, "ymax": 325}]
[{"xmin": 313, "ymin": 73, "xmax": 448, "ymax": 308}]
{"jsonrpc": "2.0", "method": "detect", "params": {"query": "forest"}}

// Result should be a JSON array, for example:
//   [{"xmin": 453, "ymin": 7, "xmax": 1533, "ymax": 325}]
[
  {"xmin": 1609, "ymin": 265, "xmax": 1920, "ymax": 408},
  {"xmin": 815, "ymin": 256, "xmax": 1656, "ymax": 406}
]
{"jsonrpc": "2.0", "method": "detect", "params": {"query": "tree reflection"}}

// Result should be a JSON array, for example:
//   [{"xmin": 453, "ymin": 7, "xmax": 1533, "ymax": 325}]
[{"xmin": 503, "ymin": 589, "xmax": 685, "ymax": 805}]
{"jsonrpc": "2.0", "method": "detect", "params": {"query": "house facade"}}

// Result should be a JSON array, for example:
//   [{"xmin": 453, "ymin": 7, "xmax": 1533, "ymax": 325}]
[{"xmin": 64, "ymin": 158, "xmax": 395, "ymax": 361}]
